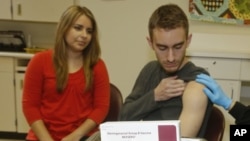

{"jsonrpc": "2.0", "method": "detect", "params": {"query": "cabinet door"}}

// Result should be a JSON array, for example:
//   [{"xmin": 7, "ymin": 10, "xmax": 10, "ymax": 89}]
[
  {"xmin": 216, "ymin": 80, "xmax": 241, "ymax": 101},
  {"xmin": 0, "ymin": 0, "xmax": 12, "ymax": 20},
  {"xmin": 215, "ymin": 80, "xmax": 241, "ymax": 141},
  {"xmin": 15, "ymin": 72, "xmax": 30, "ymax": 133},
  {"xmin": 240, "ymin": 59, "xmax": 250, "ymax": 81},
  {"xmin": 0, "ymin": 57, "xmax": 16, "ymax": 132},
  {"xmin": 12, "ymin": 0, "xmax": 74, "ymax": 22},
  {"xmin": 188, "ymin": 57, "xmax": 241, "ymax": 80}
]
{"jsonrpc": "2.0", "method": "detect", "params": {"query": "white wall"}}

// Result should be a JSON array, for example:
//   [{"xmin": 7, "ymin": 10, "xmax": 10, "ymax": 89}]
[{"xmin": 1, "ymin": 0, "xmax": 249, "ymax": 99}]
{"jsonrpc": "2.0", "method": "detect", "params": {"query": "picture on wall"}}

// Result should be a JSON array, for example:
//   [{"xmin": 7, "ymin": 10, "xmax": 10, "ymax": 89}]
[{"xmin": 189, "ymin": 0, "xmax": 250, "ymax": 25}]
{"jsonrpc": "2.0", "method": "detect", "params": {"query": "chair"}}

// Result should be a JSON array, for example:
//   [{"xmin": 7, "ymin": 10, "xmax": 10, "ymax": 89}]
[
  {"xmin": 104, "ymin": 83, "xmax": 123, "ymax": 121},
  {"xmin": 204, "ymin": 106, "xmax": 225, "ymax": 141}
]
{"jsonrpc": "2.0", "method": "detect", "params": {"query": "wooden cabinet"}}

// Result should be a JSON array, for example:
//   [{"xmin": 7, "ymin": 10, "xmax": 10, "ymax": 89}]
[
  {"xmin": 188, "ymin": 56, "xmax": 242, "ymax": 141},
  {"xmin": 0, "ymin": 56, "xmax": 31, "ymax": 134},
  {"xmin": 15, "ymin": 58, "xmax": 30, "ymax": 133},
  {"xmin": 1, "ymin": 0, "xmax": 74, "ymax": 22},
  {"xmin": 0, "ymin": 57, "xmax": 16, "ymax": 132},
  {"xmin": 188, "ymin": 57, "xmax": 241, "ymax": 80},
  {"xmin": 15, "ymin": 72, "xmax": 29, "ymax": 133},
  {"xmin": 12, "ymin": 0, "xmax": 74, "ymax": 22},
  {"xmin": 0, "ymin": 0, "xmax": 12, "ymax": 20},
  {"xmin": 188, "ymin": 55, "xmax": 242, "ymax": 99},
  {"xmin": 215, "ymin": 80, "xmax": 241, "ymax": 141},
  {"xmin": 215, "ymin": 80, "xmax": 241, "ymax": 101},
  {"xmin": 240, "ymin": 59, "xmax": 250, "ymax": 81},
  {"xmin": 188, "ymin": 56, "xmax": 242, "ymax": 99}
]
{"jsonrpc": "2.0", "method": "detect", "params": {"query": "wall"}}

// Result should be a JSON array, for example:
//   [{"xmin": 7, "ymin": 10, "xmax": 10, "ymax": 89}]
[
  {"xmin": 0, "ymin": 0, "xmax": 249, "ymax": 99},
  {"xmin": 78, "ymin": 0, "xmax": 250, "ymax": 99}
]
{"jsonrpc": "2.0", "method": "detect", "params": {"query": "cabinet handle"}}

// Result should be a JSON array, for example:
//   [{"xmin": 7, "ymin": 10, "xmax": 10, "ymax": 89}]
[
  {"xmin": 231, "ymin": 88, "xmax": 234, "ymax": 99},
  {"xmin": 20, "ymin": 79, "xmax": 23, "ymax": 89},
  {"xmin": 18, "ymin": 4, "xmax": 22, "ymax": 16},
  {"xmin": 213, "ymin": 61, "xmax": 216, "ymax": 65}
]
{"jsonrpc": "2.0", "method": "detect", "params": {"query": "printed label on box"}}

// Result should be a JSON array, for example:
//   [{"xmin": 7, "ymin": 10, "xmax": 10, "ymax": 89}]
[{"xmin": 100, "ymin": 120, "xmax": 180, "ymax": 141}]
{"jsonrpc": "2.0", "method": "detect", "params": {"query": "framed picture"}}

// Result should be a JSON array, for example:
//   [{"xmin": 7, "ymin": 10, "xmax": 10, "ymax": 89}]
[{"xmin": 189, "ymin": 0, "xmax": 250, "ymax": 25}]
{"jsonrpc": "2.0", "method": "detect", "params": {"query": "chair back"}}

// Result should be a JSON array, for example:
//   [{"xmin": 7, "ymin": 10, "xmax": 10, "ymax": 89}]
[
  {"xmin": 104, "ymin": 83, "xmax": 123, "ymax": 121},
  {"xmin": 204, "ymin": 106, "xmax": 225, "ymax": 141}
]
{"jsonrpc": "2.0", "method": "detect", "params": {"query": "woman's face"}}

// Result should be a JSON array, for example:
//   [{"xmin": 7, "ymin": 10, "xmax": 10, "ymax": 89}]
[{"xmin": 65, "ymin": 14, "xmax": 93, "ymax": 53}]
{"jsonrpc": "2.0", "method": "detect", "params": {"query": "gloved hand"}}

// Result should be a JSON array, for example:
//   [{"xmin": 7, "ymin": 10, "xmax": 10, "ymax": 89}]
[{"xmin": 196, "ymin": 74, "xmax": 232, "ymax": 110}]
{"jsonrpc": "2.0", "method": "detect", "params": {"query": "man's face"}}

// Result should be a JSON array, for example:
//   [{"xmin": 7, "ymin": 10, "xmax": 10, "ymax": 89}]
[{"xmin": 148, "ymin": 27, "xmax": 191, "ymax": 74}]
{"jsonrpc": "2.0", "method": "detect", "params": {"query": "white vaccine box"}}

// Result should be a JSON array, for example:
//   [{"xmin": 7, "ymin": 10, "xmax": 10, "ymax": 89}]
[{"xmin": 100, "ymin": 120, "xmax": 180, "ymax": 141}]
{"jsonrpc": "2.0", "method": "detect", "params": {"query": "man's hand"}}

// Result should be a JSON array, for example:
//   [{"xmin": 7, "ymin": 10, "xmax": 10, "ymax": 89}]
[
  {"xmin": 196, "ymin": 73, "xmax": 232, "ymax": 110},
  {"xmin": 154, "ymin": 76, "xmax": 186, "ymax": 101}
]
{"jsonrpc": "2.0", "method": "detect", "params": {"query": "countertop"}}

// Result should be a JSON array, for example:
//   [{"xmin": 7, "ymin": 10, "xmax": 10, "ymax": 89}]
[
  {"xmin": 1, "ymin": 49, "xmax": 250, "ymax": 60},
  {"xmin": 186, "ymin": 48, "xmax": 250, "ymax": 59},
  {"xmin": 0, "ymin": 52, "xmax": 34, "ymax": 58}
]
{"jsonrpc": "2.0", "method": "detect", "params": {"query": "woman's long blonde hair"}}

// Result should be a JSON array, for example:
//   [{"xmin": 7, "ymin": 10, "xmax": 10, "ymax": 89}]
[{"xmin": 53, "ymin": 5, "xmax": 101, "ymax": 92}]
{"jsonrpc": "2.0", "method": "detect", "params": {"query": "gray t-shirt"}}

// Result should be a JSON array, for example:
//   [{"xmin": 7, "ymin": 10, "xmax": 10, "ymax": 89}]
[{"xmin": 119, "ymin": 60, "xmax": 213, "ymax": 138}]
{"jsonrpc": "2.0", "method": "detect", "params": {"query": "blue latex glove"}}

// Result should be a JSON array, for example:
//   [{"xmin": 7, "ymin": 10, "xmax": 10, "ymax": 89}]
[{"xmin": 196, "ymin": 74, "xmax": 232, "ymax": 110}]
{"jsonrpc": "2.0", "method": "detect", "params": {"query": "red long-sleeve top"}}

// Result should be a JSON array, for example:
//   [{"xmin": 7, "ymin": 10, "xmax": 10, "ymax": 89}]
[{"xmin": 22, "ymin": 50, "xmax": 110, "ymax": 141}]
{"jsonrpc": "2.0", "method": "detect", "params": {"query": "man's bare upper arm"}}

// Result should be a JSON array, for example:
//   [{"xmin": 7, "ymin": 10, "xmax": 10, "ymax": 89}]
[{"xmin": 179, "ymin": 81, "xmax": 208, "ymax": 138}]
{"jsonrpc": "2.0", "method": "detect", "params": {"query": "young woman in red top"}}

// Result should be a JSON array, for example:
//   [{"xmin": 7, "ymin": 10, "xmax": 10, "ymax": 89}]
[{"xmin": 22, "ymin": 5, "xmax": 110, "ymax": 141}]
